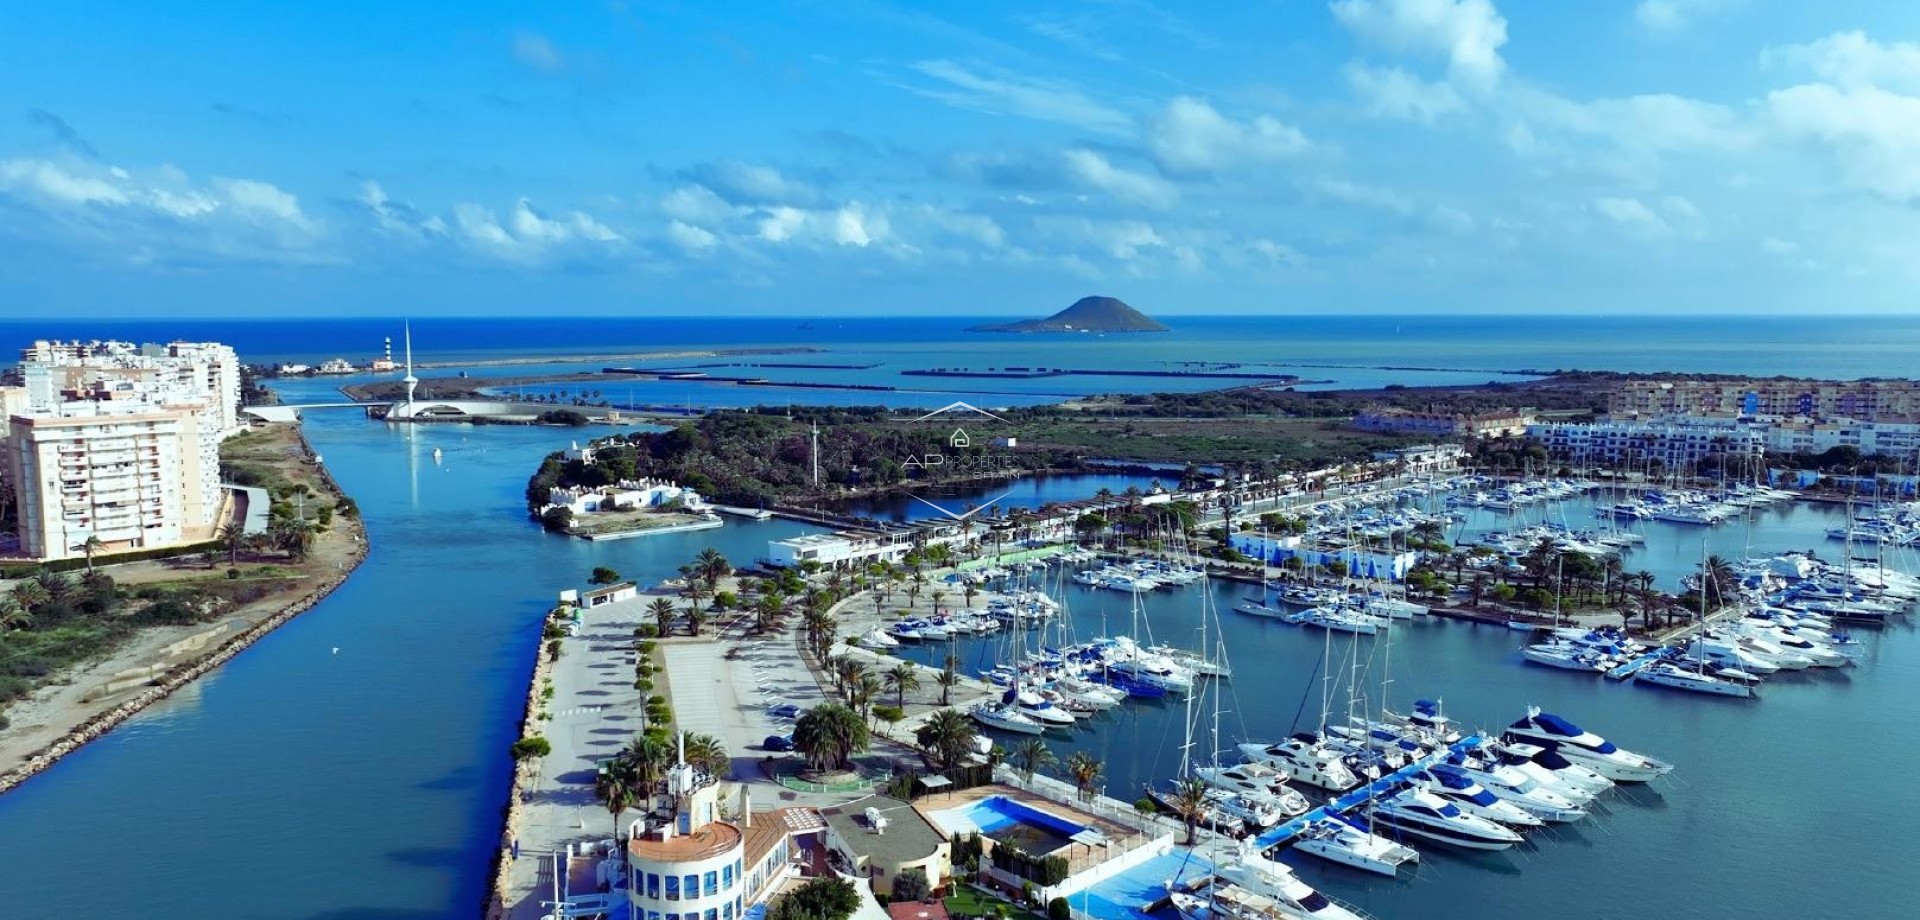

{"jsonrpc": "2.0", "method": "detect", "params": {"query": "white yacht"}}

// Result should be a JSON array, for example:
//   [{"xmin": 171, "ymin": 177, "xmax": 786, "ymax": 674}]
[
  {"xmin": 857, "ymin": 628, "xmax": 899, "ymax": 648},
  {"xmin": 1235, "ymin": 598, "xmax": 1290, "ymax": 619},
  {"xmin": 1290, "ymin": 815, "xmax": 1420, "ymax": 877},
  {"xmin": 1412, "ymin": 767, "xmax": 1543, "ymax": 828},
  {"xmin": 1441, "ymin": 758, "xmax": 1590, "ymax": 820},
  {"xmin": 1522, "ymin": 642, "xmax": 1613, "ymax": 672},
  {"xmin": 1193, "ymin": 762, "xmax": 1312, "ymax": 817},
  {"xmin": 1382, "ymin": 699, "xmax": 1462, "ymax": 744},
  {"xmin": 1685, "ymin": 637, "xmax": 1780, "ymax": 676},
  {"xmin": 1361, "ymin": 789, "xmax": 1524, "ymax": 850},
  {"xmin": 1503, "ymin": 709, "xmax": 1674, "ymax": 781},
  {"xmin": 969, "ymin": 700, "xmax": 1044, "ymax": 735},
  {"xmin": 1206, "ymin": 788, "xmax": 1286, "ymax": 829},
  {"xmin": 1238, "ymin": 737, "xmax": 1362, "ymax": 792},
  {"xmin": 1006, "ymin": 687, "xmax": 1077, "ymax": 726},
  {"xmin": 1286, "ymin": 606, "xmax": 1382, "ymax": 636},
  {"xmin": 1489, "ymin": 742, "xmax": 1613, "ymax": 799},
  {"xmin": 1216, "ymin": 845, "xmax": 1375, "ymax": 920},
  {"xmin": 1635, "ymin": 660, "xmax": 1755, "ymax": 698}
]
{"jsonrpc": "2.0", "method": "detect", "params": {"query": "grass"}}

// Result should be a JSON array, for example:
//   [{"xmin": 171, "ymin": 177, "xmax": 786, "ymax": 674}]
[
  {"xmin": 945, "ymin": 887, "xmax": 1046, "ymax": 920},
  {"xmin": 1012, "ymin": 416, "xmax": 1425, "ymax": 465}
]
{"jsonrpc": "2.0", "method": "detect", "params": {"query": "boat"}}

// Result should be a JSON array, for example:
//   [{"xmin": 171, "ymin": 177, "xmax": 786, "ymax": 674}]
[
  {"xmin": 1359, "ymin": 789, "xmax": 1524, "ymax": 850},
  {"xmin": 1005, "ymin": 686, "xmax": 1077, "ymax": 727},
  {"xmin": 1381, "ymin": 699, "xmax": 1462, "ymax": 744},
  {"xmin": 969, "ymin": 700, "xmax": 1044, "ymax": 735},
  {"xmin": 1412, "ymin": 766, "xmax": 1544, "ymax": 828},
  {"xmin": 857, "ymin": 628, "xmax": 899, "ymax": 648},
  {"xmin": 1440, "ymin": 757, "xmax": 1590, "ymax": 821},
  {"xmin": 1503, "ymin": 708, "xmax": 1674, "ymax": 781},
  {"xmin": 1489, "ymin": 742, "xmax": 1613, "ymax": 799},
  {"xmin": 1522, "ymin": 642, "xmax": 1613, "ymax": 672},
  {"xmin": 1193, "ymin": 763, "xmax": 1313, "ymax": 818},
  {"xmin": 1290, "ymin": 815, "xmax": 1420, "ymax": 876},
  {"xmin": 1234, "ymin": 598, "xmax": 1291, "ymax": 618},
  {"xmin": 1634, "ymin": 659, "xmax": 1756, "ymax": 698},
  {"xmin": 1237, "ymin": 736, "xmax": 1362, "ymax": 792},
  {"xmin": 1216, "ymin": 844, "xmax": 1375, "ymax": 920}
]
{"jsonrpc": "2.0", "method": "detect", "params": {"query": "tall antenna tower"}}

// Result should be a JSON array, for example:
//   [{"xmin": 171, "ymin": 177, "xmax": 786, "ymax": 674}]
[
  {"xmin": 402, "ymin": 321, "xmax": 418, "ymax": 412},
  {"xmin": 810, "ymin": 420, "xmax": 821, "ymax": 487}
]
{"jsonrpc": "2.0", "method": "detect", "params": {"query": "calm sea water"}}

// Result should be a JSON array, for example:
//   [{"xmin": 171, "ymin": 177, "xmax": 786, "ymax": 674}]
[{"xmin": 0, "ymin": 323, "xmax": 1915, "ymax": 919}]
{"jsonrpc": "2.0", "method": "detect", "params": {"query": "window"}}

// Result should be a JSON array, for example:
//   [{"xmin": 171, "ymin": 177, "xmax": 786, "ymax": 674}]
[
  {"xmin": 648, "ymin": 873, "xmax": 661, "ymax": 899},
  {"xmin": 685, "ymin": 875, "xmax": 698, "ymax": 898},
  {"xmin": 704, "ymin": 871, "xmax": 718, "ymax": 897},
  {"xmin": 724, "ymin": 904, "xmax": 734, "ymax": 920},
  {"xmin": 705, "ymin": 909, "xmax": 718, "ymax": 920},
  {"xmin": 721, "ymin": 865, "xmax": 733, "ymax": 889},
  {"xmin": 665, "ymin": 876, "xmax": 680, "ymax": 901}
]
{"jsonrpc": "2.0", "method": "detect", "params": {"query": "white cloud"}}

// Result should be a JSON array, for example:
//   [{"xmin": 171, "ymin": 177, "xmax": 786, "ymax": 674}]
[
  {"xmin": 1595, "ymin": 196, "xmax": 1672, "ymax": 236},
  {"xmin": 451, "ymin": 197, "xmax": 623, "ymax": 263},
  {"xmin": 833, "ymin": 205, "xmax": 876, "ymax": 247},
  {"xmin": 1766, "ymin": 82, "xmax": 1920, "ymax": 203},
  {"xmin": 1760, "ymin": 236, "xmax": 1799, "ymax": 255},
  {"xmin": 360, "ymin": 181, "xmax": 447, "ymax": 241},
  {"xmin": 1345, "ymin": 63, "xmax": 1464, "ymax": 123},
  {"xmin": 1661, "ymin": 195, "xmax": 1701, "ymax": 221},
  {"xmin": 1330, "ymin": 0, "xmax": 1509, "ymax": 89},
  {"xmin": 1247, "ymin": 238, "xmax": 1304, "ymax": 264},
  {"xmin": 1768, "ymin": 31, "xmax": 1920, "ymax": 95},
  {"xmin": 1144, "ymin": 96, "xmax": 1309, "ymax": 174},
  {"xmin": 1315, "ymin": 177, "xmax": 1416, "ymax": 216},
  {"xmin": 904, "ymin": 60, "xmax": 1132, "ymax": 133},
  {"xmin": 1061, "ymin": 149, "xmax": 1179, "ymax": 208},
  {"xmin": 660, "ymin": 184, "xmax": 746, "ymax": 226},
  {"xmin": 681, "ymin": 161, "xmax": 817, "ymax": 206},
  {"xmin": 512, "ymin": 31, "xmax": 565, "ymax": 74},
  {"xmin": 757, "ymin": 207, "xmax": 806, "ymax": 243},
  {"xmin": 0, "ymin": 156, "xmax": 325, "ymax": 264},
  {"xmin": 668, "ymin": 220, "xmax": 718, "ymax": 250},
  {"xmin": 1635, "ymin": 0, "xmax": 1740, "ymax": 35}
]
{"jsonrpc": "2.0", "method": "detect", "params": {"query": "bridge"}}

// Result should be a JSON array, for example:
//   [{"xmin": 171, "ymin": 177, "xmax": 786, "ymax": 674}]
[{"xmin": 241, "ymin": 400, "xmax": 632, "ymax": 423}]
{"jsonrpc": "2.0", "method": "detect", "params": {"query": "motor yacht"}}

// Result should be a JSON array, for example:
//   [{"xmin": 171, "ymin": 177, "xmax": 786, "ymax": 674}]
[
  {"xmin": 1522, "ymin": 642, "xmax": 1613, "ymax": 672},
  {"xmin": 1194, "ymin": 762, "xmax": 1313, "ymax": 817},
  {"xmin": 1381, "ymin": 699, "xmax": 1462, "ymax": 744},
  {"xmin": 1237, "ymin": 736, "xmax": 1362, "ymax": 792},
  {"xmin": 1440, "ymin": 757, "xmax": 1589, "ymax": 821},
  {"xmin": 1360, "ymin": 789, "xmax": 1524, "ymax": 850},
  {"xmin": 1234, "ymin": 598, "xmax": 1291, "ymax": 619},
  {"xmin": 1216, "ymin": 845, "xmax": 1376, "ymax": 920},
  {"xmin": 858, "ymin": 628, "xmax": 899, "ymax": 648},
  {"xmin": 1685, "ymin": 637, "xmax": 1780, "ymax": 676},
  {"xmin": 1488, "ymin": 742, "xmax": 1613, "ymax": 799},
  {"xmin": 1503, "ymin": 708, "xmax": 1674, "ymax": 781},
  {"xmin": 1412, "ymin": 767, "xmax": 1543, "ymax": 828}
]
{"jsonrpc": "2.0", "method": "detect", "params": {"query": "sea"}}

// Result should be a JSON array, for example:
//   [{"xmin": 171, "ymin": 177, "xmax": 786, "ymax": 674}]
[{"xmin": 0, "ymin": 316, "xmax": 1914, "ymax": 920}]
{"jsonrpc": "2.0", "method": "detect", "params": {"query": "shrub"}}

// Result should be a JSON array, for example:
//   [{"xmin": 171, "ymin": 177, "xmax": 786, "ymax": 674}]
[
  {"xmin": 226, "ymin": 568, "xmax": 242, "ymax": 580},
  {"xmin": 1049, "ymin": 899, "xmax": 1070, "ymax": 920},
  {"xmin": 890, "ymin": 870, "xmax": 929, "ymax": 903},
  {"xmin": 511, "ymin": 736, "xmax": 551, "ymax": 760},
  {"xmin": 546, "ymin": 639, "xmax": 563, "ymax": 661}
]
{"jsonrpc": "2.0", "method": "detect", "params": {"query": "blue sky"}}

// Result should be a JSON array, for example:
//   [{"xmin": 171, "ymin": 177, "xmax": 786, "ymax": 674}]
[{"xmin": 4, "ymin": 1, "xmax": 1920, "ymax": 317}]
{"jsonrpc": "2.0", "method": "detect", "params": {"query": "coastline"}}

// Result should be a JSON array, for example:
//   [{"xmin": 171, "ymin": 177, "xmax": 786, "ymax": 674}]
[
  {"xmin": 0, "ymin": 426, "xmax": 370, "ymax": 796},
  {"xmin": 482, "ymin": 609, "xmax": 557, "ymax": 920}
]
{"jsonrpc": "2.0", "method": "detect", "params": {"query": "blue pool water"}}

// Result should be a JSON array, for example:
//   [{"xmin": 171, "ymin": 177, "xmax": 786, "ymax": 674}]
[{"xmin": 931, "ymin": 796, "xmax": 1089, "ymax": 855}]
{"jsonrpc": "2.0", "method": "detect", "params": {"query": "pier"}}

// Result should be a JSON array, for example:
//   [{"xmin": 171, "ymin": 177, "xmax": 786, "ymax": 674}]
[{"xmin": 1252, "ymin": 734, "xmax": 1486, "ymax": 851}]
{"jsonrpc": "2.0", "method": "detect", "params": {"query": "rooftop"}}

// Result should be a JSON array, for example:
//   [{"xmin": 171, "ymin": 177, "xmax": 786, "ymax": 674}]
[
  {"xmin": 887, "ymin": 902, "xmax": 951, "ymax": 920},
  {"xmin": 629, "ymin": 821, "xmax": 743, "ymax": 863},
  {"xmin": 744, "ymin": 807, "xmax": 825, "ymax": 866},
  {"xmin": 822, "ymin": 795, "xmax": 947, "ymax": 866}
]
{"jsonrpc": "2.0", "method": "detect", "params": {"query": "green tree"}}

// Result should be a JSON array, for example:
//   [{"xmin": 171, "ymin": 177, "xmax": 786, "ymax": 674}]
[
  {"xmin": 885, "ymin": 661, "xmax": 921, "ymax": 708},
  {"xmin": 914, "ymin": 707, "xmax": 978, "ymax": 770},
  {"xmin": 1011, "ymin": 737, "xmax": 1055, "ymax": 784},
  {"xmin": 792, "ymin": 703, "xmax": 869, "ymax": 773},
  {"xmin": 510, "ymin": 736, "xmax": 551, "ymax": 761},
  {"xmin": 648, "ymin": 597, "xmax": 677, "ymax": 637},
  {"xmin": 937, "ymin": 654, "xmax": 959, "ymax": 705},
  {"xmin": 596, "ymin": 769, "xmax": 637, "ymax": 856},
  {"xmin": 683, "ymin": 733, "xmax": 730, "ymax": 781},
  {"xmin": 80, "ymin": 535, "xmax": 105, "ymax": 573},
  {"xmin": 1066, "ymin": 750, "xmax": 1103, "ymax": 801},
  {"xmin": 590, "ymin": 566, "xmax": 622, "ymax": 585},
  {"xmin": 767, "ymin": 877, "xmax": 861, "ymax": 920},
  {"xmin": 1169, "ymin": 776, "xmax": 1211, "ymax": 845}
]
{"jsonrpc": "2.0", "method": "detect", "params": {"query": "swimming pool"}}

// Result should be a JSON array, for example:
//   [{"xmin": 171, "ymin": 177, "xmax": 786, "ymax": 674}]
[{"xmin": 929, "ymin": 796, "xmax": 1090, "ymax": 855}]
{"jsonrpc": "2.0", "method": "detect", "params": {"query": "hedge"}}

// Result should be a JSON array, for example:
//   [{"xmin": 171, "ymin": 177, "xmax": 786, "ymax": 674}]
[{"xmin": 1, "ymin": 540, "xmax": 221, "ymax": 579}]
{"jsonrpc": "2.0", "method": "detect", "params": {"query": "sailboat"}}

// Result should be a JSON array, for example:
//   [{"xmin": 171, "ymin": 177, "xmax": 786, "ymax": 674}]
[{"xmin": 1635, "ymin": 547, "xmax": 1755, "ymax": 699}]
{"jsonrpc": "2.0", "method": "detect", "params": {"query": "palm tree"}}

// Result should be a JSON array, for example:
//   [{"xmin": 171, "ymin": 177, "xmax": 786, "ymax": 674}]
[
  {"xmin": 850, "ymin": 673, "xmax": 884, "ymax": 721},
  {"xmin": 1066, "ymin": 751, "xmax": 1103, "ymax": 801},
  {"xmin": 695, "ymin": 548, "xmax": 731, "ymax": 590},
  {"xmin": 937, "ymin": 654, "xmax": 960, "ymax": 705},
  {"xmin": 914, "ymin": 708, "xmax": 978, "ymax": 770},
  {"xmin": 648, "ymin": 598, "xmax": 677, "ymax": 637},
  {"xmin": 9, "ymin": 579, "xmax": 51, "ymax": 614},
  {"xmin": 80, "ymin": 535, "xmax": 104, "ymax": 573},
  {"xmin": 596, "ymin": 770, "xmax": 637, "ymax": 855},
  {"xmin": 1169, "ymin": 776, "xmax": 1211, "ymax": 845},
  {"xmin": 885, "ymin": 661, "xmax": 921, "ymax": 708},
  {"xmin": 961, "ymin": 582, "xmax": 979, "ymax": 610},
  {"xmin": 930, "ymin": 588, "xmax": 947, "ymax": 615},
  {"xmin": 792, "ymin": 703, "xmax": 869, "ymax": 773},
  {"xmin": 1011, "ymin": 737, "xmax": 1054, "ymax": 784},
  {"xmin": 685, "ymin": 606, "xmax": 706, "ymax": 637},
  {"xmin": 682, "ymin": 733, "xmax": 730, "ymax": 781},
  {"xmin": 617, "ymin": 734, "xmax": 674, "ymax": 796},
  {"xmin": 0, "ymin": 595, "xmax": 32, "ymax": 632},
  {"xmin": 218, "ymin": 521, "xmax": 247, "ymax": 566},
  {"xmin": 832, "ymin": 657, "xmax": 867, "ymax": 695}
]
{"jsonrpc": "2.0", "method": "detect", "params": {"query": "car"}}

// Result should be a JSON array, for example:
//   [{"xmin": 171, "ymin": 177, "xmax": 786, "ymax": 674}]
[
  {"xmin": 768, "ymin": 703, "xmax": 801, "ymax": 719},
  {"xmin": 763, "ymin": 735, "xmax": 794, "ymax": 752}
]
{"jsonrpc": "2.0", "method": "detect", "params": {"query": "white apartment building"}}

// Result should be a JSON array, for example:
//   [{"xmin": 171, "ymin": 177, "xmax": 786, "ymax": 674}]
[
  {"xmin": 1528, "ymin": 416, "xmax": 1920, "ymax": 470},
  {"xmin": 4, "ymin": 339, "xmax": 241, "ymax": 561}
]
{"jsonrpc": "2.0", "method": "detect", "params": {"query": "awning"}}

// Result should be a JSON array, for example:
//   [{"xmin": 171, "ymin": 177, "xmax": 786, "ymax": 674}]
[{"xmin": 918, "ymin": 776, "xmax": 954, "ymax": 790}]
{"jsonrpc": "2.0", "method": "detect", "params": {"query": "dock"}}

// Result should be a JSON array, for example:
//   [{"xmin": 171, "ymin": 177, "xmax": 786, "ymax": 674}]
[
  {"xmin": 1606, "ymin": 650, "xmax": 1665, "ymax": 680},
  {"xmin": 1252, "ymin": 734, "xmax": 1485, "ymax": 851}
]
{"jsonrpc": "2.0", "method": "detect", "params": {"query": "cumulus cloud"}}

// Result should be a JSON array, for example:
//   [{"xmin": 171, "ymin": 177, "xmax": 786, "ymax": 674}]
[
  {"xmin": 1315, "ymin": 177, "xmax": 1417, "ymax": 216},
  {"xmin": 1766, "ymin": 82, "xmax": 1920, "ymax": 202},
  {"xmin": 903, "ymin": 60, "xmax": 1132, "ymax": 133},
  {"xmin": 1635, "ymin": 0, "xmax": 1740, "ymax": 34},
  {"xmin": 1594, "ymin": 196, "xmax": 1671, "ymax": 236},
  {"xmin": 0, "ymin": 155, "xmax": 326, "ymax": 264},
  {"xmin": 668, "ymin": 220, "xmax": 718, "ymax": 250},
  {"xmin": 1331, "ymin": 0, "xmax": 1509, "ymax": 89},
  {"xmin": 1144, "ymin": 96, "xmax": 1309, "ymax": 174},
  {"xmin": 360, "ymin": 181, "xmax": 448, "ymax": 241},
  {"xmin": 944, "ymin": 148, "xmax": 1176, "ymax": 208},
  {"xmin": 451, "ymin": 197, "xmax": 624, "ymax": 263},
  {"xmin": 1344, "ymin": 64, "xmax": 1464, "ymax": 123},
  {"xmin": 1769, "ymin": 31, "xmax": 1920, "ymax": 94}
]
